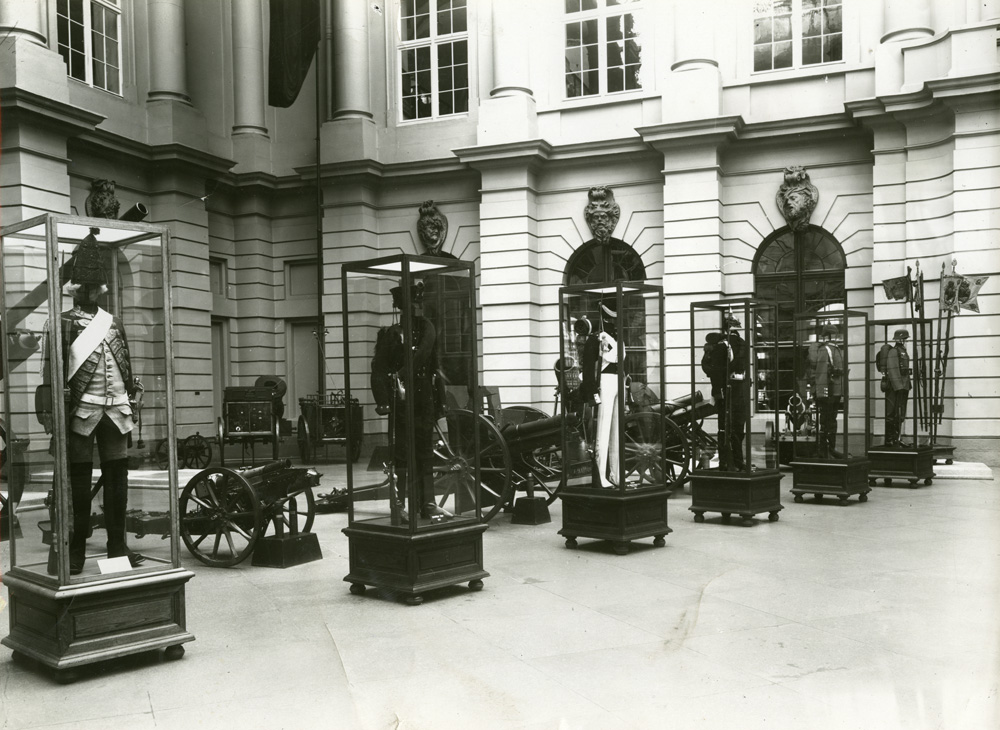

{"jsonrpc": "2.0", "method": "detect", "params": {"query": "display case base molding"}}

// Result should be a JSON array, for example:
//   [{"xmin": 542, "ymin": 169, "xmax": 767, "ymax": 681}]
[
  {"xmin": 1, "ymin": 568, "xmax": 195, "ymax": 682},
  {"xmin": 867, "ymin": 445, "xmax": 935, "ymax": 487},
  {"xmin": 342, "ymin": 523, "xmax": 488, "ymax": 605},
  {"xmin": 558, "ymin": 489, "xmax": 672, "ymax": 555},
  {"xmin": 689, "ymin": 469, "xmax": 784, "ymax": 525},
  {"xmin": 790, "ymin": 456, "xmax": 871, "ymax": 504},
  {"xmin": 932, "ymin": 443, "xmax": 955, "ymax": 465}
]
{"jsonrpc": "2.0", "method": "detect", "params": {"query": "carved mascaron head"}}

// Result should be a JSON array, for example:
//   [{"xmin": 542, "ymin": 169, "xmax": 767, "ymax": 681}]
[
  {"xmin": 584, "ymin": 186, "xmax": 621, "ymax": 244},
  {"xmin": 775, "ymin": 166, "xmax": 819, "ymax": 231},
  {"xmin": 417, "ymin": 200, "xmax": 449, "ymax": 255}
]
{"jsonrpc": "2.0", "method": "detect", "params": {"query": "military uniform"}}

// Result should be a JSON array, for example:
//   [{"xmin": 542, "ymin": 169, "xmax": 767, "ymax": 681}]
[
  {"xmin": 806, "ymin": 327, "xmax": 845, "ymax": 457},
  {"xmin": 703, "ymin": 328, "xmax": 747, "ymax": 470},
  {"xmin": 884, "ymin": 331, "xmax": 911, "ymax": 446}
]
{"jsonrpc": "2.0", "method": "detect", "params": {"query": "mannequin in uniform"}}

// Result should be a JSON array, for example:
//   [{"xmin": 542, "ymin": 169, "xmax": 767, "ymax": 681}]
[
  {"xmin": 703, "ymin": 315, "xmax": 747, "ymax": 470},
  {"xmin": 806, "ymin": 323, "xmax": 845, "ymax": 458},
  {"xmin": 581, "ymin": 300, "xmax": 621, "ymax": 487},
  {"xmin": 884, "ymin": 329, "xmax": 911, "ymax": 447},
  {"xmin": 40, "ymin": 233, "xmax": 143, "ymax": 574},
  {"xmin": 371, "ymin": 283, "xmax": 451, "ymax": 521}
]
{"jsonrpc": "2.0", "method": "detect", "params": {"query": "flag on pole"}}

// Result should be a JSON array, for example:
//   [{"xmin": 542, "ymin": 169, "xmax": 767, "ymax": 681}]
[
  {"xmin": 940, "ymin": 274, "xmax": 963, "ymax": 313},
  {"xmin": 882, "ymin": 275, "xmax": 910, "ymax": 302},
  {"xmin": 268, "ymin": 0, "xmax": 321, "ymax": 108},
  {"xmin": 959, "ymin": 275, "xmax": 989, "ymax": 313}
]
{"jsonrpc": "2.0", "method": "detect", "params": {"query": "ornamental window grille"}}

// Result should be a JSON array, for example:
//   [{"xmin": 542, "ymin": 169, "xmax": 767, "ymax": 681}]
[
  {"xmin": 398, "ymin": 0, "xmax": 469, "ymax": 120},
  {"xmin": 57, "ymin": 0, "xmax": 122, "ymax": 94},
  {"xmin": 753, "ymin": 0, "xmax": 842, "ymax": 73},
  {"xmin": 564, "ymin": 0, "xmax": 644, "ymax": 99}
]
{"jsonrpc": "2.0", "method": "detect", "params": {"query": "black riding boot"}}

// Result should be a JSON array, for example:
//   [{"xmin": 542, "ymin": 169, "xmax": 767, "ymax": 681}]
[
  {"xmin": 103, "ymin": 459, "xmax": 143, "ymax": 565},
  {"xmin": 69, "ymin": 461, "xmax": 94, "ymax": 573}
]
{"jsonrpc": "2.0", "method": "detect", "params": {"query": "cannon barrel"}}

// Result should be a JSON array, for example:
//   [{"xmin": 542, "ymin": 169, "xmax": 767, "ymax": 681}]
[
  {"xmin": 503, "ymin": 412, "xmax": 579, "ymax": 454},
  {"xmin": 648, "ymin": 390, "xmax": 705, "ymax": 416},
  {"xmin": 237, "ymin": 459, "xmax": 291, "ymax": 481}
]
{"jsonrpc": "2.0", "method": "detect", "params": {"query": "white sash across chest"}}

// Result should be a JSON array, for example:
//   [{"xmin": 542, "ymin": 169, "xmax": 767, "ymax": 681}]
[{"xmin": 67, "ymin": 308, "xmax": 113, "ymax": 380}]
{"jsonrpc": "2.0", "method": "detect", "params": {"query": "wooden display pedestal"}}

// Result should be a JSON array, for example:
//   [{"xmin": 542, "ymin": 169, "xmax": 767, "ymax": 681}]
[
  {"xmin": 790, "ymin": 456, "xmax": 871, "ymax": 504},
  {"xmin": 933, "ymin": 443, "xmax": 955, "ymax": 465},
  {"xmin": 342, "ymin": 523, "xmax": 488, "ymax": 605},
  {"xmin": 867, "ymin": 444, "xmax": 935, "ymax": 487},
  {"xmin": 689, "ymin": 468, "xmax": 784, "ymax": 525},
  {"xmin": 251, "ymin": 532, "xmax": 323, "ymax": 568},
  {"xmin": 558, "ymin": 488, "xmax": 671, "ymax": 555},
  {"xmin": 1, "ymin": 568, "xmax": 195, "ymax": 683}
]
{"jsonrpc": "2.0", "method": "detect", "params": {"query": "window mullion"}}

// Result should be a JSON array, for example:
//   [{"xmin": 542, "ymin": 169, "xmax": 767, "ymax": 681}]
[
  {"xmin": 83, "ymin": 1, "xmax": 93, "ymax": 85},
  {"xmin": 430, "ymin": 41, "xmax": 439, "ymax": 117}
]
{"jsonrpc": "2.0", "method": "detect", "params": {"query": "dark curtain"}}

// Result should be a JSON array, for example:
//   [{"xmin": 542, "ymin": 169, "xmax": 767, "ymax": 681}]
[{"xmin": 268, "ymin": 0, "xmax": 320, "ymax": 108}]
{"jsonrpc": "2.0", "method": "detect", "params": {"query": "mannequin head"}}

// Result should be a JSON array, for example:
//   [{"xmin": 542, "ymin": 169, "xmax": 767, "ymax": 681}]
[
  {"xmin": 65, "ymin": 232, "xmax": 108, "ymax": 305},
  {"xmin": 599, "ymin": 299, "xmax": 618, "ymax": 337}
]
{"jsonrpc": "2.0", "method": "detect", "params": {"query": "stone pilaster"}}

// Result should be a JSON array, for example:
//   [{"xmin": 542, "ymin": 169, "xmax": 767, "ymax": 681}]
[
  {"xmin": 662, "ymin": 0, "xmax": 721, "ymax": 123},
  {"xmin": 325, "ymin": 0, "xmax": 377, "ymax": 161},
  {"xmin": 147, "ymin": 0, "xmax": 190, "ymax": 103},
  {"xmin": 476, "ymin": 0, "xmax": 537, "ymax": 146},
  {"xmin": 231, "ymin": 0, "xmax": 270, "ymax": 172}
]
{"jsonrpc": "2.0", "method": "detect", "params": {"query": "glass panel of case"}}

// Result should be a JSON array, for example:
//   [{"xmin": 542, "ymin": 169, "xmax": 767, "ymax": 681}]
[
  {"xmin": 1, "ymin": 215, "xmax": 177, "ymax": 585},
  {"xmin": 690, "ymin": 299, "xmax": 780, "ymax": 473},
  {"xmin": 869, "ymin": 318, "xmax": 929, "ymax": 449},
  {"xmin": 342, "ymin": 255, "xmax": 481, "ymax": 531},
  {"xmin": 789, "ymin": 310, "xmax": 869, "ymax": 460},
  {"xmin": 560, "ymin": 282, "xmax": 666, "ymax": 492}
]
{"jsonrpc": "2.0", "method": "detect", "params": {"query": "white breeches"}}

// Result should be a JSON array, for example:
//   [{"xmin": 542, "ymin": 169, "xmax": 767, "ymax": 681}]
[{"xmin": 595, "ymin": 371, "xmax": 619, "ymax": 487}]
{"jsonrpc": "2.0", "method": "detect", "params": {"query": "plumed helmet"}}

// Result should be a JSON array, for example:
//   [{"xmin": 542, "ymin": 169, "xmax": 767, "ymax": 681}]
[
  {"xmin": 724, "ymin": 314, "xmax": 742, "ymax": 330},
  {"xmin": 69, "ymin": 233, "xmax": 107, "ymax": 287}
]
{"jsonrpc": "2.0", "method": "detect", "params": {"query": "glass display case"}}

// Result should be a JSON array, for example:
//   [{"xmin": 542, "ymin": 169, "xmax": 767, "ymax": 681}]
[
  {"xmin": 557, "ymin": 282, "xmax": 671, "ymax": 555},
  {"xmin": 867, "ymin": 318, "xmax": 935, "ymax": 487},
  {"xmin": 788, "ymin": 310, "xmax": 871, "ymax": 504},
  {"xmin": 689, "ymin": 299, "xmax": 783, "ymax": 525},
  {"xmin": 340, "ymin": 254, "xmax": 488, "ymax": 605},
  {"xmin": 0, "ymin": 214, "xmax": 193, "ymax": 681}
]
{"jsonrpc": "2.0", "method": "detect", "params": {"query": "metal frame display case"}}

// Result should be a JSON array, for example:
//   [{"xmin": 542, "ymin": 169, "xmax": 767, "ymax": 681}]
[
  {"xmin": 340, "ymin": 255, "xmax": 488, "ymax": 605},
  {"xmin": 689, "ymin": 299, "xmax": 783, "ymax": 525},
  {"xmin": 557, "ymin": 282, "xmax": 671, "ymax": 555},
  {"xmin": 867, "ymin": 318, "xmax": 935, "ymax": 487},
  {"xmin": 788, "ymin": 310, "xmax": 871, "ymax": 504},
  {"xmin": 0, "ymin": 214, "xmax": 193, "ymax": 681}
]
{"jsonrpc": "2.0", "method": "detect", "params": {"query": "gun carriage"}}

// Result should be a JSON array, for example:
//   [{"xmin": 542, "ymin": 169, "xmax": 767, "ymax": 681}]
[{"xmin": 296, "ymin": 390, "xmax": 363, "ymax": 464}]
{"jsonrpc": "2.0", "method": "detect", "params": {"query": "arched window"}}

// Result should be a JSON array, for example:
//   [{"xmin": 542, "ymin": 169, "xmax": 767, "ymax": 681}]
[
  {"xmin": 753, "ymin": 225, "xmax": 846, "ymax": 412},
  {"xmin": 564, "ymin": 237, "xmax": 646, "ymax": 287}
]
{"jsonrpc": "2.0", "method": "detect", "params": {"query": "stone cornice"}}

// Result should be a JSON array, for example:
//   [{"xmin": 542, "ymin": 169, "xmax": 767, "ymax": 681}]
[
  {"xmin": 0, "ymin": 86, "xmax": 105, "ymax": 134},
  {"xmin": 846, "ymin": 72, "xmax": 1000, "ymax": 120},
  {"xmin": 637, "ymin": 115, "xmax": 745, "ymax": 150},
  {"xmin": 452, "ymin": 139, "xmax": 554, "ymax": 168},
  {"xmin": 75, "ymin": 129, "xmax": 236, "ymax": 177}
]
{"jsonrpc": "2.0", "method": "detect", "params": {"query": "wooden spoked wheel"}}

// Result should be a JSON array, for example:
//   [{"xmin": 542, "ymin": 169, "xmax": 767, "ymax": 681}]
[
  {"xmin": 433, "ymin": 409, "xmax": 512, "ymax": 522},
  {"xmin": 297, "ymin": 415, "xmax": 313, "ymax": 463},
  {"xmin": 179, "ymin": 468, "xmax": 262, "ymax": 567},
  {"xmin": 183, "ymin": 433, "xmax": 213, "ymax": 469},
  {"xmin": 264, "ymin": 485, "xmax": 316, "ymax": 537}
]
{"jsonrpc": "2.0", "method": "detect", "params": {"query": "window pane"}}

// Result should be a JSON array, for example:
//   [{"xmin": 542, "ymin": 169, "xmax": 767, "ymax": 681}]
[
  {"xmin": 584, "ymin": 43, "xmax": 598, "ymax": 70},
  {"xmin": 566, "ymin": 21, "xmax": 581, "ymax": 46},
  {"xmin": 581, "ymin": 18, "xmax": 597, "ymax": 45},
  {"xmin": 802, "ymin": 9, "xmax": 821, "ymax": 37},
  {"xmin": 69, "ymin": 0, "xmax": 83, "ymax": 23},
  {"xmin": 774, "ymin": 0, "xmax": 791, "ymax": 12},
  {"xmin": 71, "ymin": 49, "xmax": 85, "ymax": 79},
  {"xmin": 106, "ymin": 12, "xmax": 118, "ymax": 41},
  {"xmin": 93, "ymin": 60, "xmax": 105, "ymax": 89},
  {"xmin": 824, "ymin": 5, "xmax": 842, "ymax": 33},
  {"xmin": 623, "ymin": 12, "xmax": 637, "ymax": 38},
  {"xmin": 453, "ymin": 5, "xmax": 466, "ymax": 33},
  {"xmin": 92, "ymin": 4, "xmax": 104, "ymax": 33},
  {"xmin": 608, "ymin": 67, "xmax": 624, "ymax": 93},
  {"xmin": 453, "ymin": 41, "xmax": 467, "ymax": 64},
  {"xmin": 773, "ymin": 15, "xmax": 791, "ymax": 41},
  {"xmin": 440, "ymin": 43, "xmax": 452, "ymax": 65},
  {"xmin": 583, "ymin": 69, "xmax": 598, "ymax": 95},
  {"xmin": 440, "ymin": 92, "xmax": 453, "ymax": 116},
  {"xmin": 58, "ymin": 16, "xmax": 68, "ymax": 44},
  {"xmin": 754, "ymin": 45, "xmax": 772, "ymax": 72},
  {"xmin": 774, "ymin": 40, "xmax": 792, "ymax": 68},
  {"xmin": 417, "ymin": 45, "xmax": 430, "ymax": 69},
  {"xmin": 437, "ymin": 9, "xmax": 452, "ymax": 34},
  {"xmin": 455, "ymin": 88, "xmax": 468, "ymax": 113},
  {"xmin": 823, "ymin": 33, "xmax": 842, "ymax": 62},
  {"xmin": 106, "ymin": 67, "xmax": 119, "ymax": 94},
  {"xmin": 439, "ymin": 66, "xmax": 452, "ymax": 91},
  {"xmin": 414, "ymin": 11, "xmax": 430, "ymax": 39},
  {"xmin": 802, "ymin": 0, "xmax": 820, "ymax": 9},
  {"xmin": 607, "ymin": 15, "xmax": 623, "ymax": 42},
  {"xmin": 565, "ymin": 0, "xmax": 581, "ymax": 12},
  {"xmin": 93, "ymin": 30, "xmax": 104, "ymax": 62},
  {"xmin": 583, "ymin": 0, "xmax": 597, "ymax": 9},
  {"xmin": 625, "ymin": 38, "xmax": 641, "ymax": 65},
  {"xmin": 58, "ymin": 0, "xmax": 68, "ymax": 15},
  {"xmin": 626, "ymin": 65, "xmax": 641, "ymax": 90},
  {"xmin": 754, "ymin": 18, "xmax": 772, "ymax": 44},
  {"xmin": 608, "ymin": 40, "xmax": 623, "ymax": 67},
  {"xmin": 566, "ymin": 72, "xmax": 582, "ymax": 97},
  {"xmin": 454, "ymin": 61, "xmax": 467, "ymax": 89},
  {"xmin": 565, "ymin": 47, "xmax": 582, "ymax": 72},
  {"xmin": 802, "ymin": 36, "xmax": 821, "ymax": 65}
]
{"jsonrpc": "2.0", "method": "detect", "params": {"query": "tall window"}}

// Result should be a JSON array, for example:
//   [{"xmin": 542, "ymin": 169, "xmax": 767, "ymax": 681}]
[
  {"xmin": 753, "ymin": 225, "xmax": 846, "ymax": 412},
  {"xmin": 564, "ymin": 0, "xmax": 644, "ymax": 98},
  {"xmin": 399, "ymin": 0, "xmax": 469, "ymax": 121},
  {"xmin": 57, "ymin": 0, "xmax": 122, "ymax": 94},
  {"xmin": 753, "ymin": 0, "xmax": 842, "ymax": 73}
]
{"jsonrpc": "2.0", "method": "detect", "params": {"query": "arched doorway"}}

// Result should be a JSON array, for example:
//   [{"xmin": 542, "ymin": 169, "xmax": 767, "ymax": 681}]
[{"xmin": 753, "ymin": 225, "xmax": 846, "ymax": 412}]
